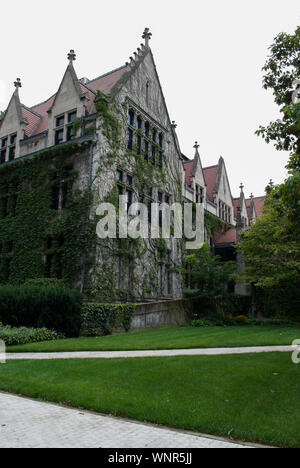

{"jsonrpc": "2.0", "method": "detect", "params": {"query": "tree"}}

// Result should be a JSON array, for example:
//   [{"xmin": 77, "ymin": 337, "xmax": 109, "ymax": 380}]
[
  {"xmin": 255, "ymin": 26, "xmax": 300, "ymax": 154},
  {"xmin": 183, "ymin": 244, "xmax": 236, "ymax": 315},
  {"xmin": 239, "ymin": 25, "xmax": 300, "ymax": 317}
]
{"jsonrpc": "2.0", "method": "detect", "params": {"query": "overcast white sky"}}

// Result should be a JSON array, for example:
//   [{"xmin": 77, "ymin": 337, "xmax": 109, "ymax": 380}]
[{"xmin": 1, "ymin": 0, "xmax": 299, "ymax": 197}]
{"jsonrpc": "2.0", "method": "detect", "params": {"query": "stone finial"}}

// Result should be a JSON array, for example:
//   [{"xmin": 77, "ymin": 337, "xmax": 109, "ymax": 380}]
[
  {"xmin": 239, "ymin": 183, "xmax": 244, "ymax": 192},
  {"xmin": 269, "ymin": 179, "xmax": 274, "ymax": 187},
  {"xmin": 194, "ymin": 141, "xmax": 200, "ymax": 150},
  {"xmin": 14, "ymin": 78, "xmax": 22, "ymax": 89},
  {"xmin": 67, "ymin": 49, "xmax": 76, "ymax": 63},
  {"xmin": 142, "ymin": 28, "xmax": 152, "ymax": 47},
  {"xmin": 250, "ymin": 193, "xmax": 254, "ymax": 199},
  {"xmin": 171, "ymin": 121, "xmax": 177, "ymax": 129}
]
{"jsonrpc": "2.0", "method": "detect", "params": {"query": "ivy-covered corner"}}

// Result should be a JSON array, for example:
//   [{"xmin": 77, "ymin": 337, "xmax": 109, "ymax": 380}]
[{"xmin": 0, "ymin": 139, "xmax": 97, "ymax": 288}]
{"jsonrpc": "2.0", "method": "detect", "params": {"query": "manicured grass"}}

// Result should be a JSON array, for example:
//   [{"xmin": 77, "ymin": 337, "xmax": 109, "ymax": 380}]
[
  {"xmin": 0, "ymin": 353, "xmax": 299, "ymax": 447},
  {"xmin": 7, "ymin": 325, "xmax": 300, "ymax": 353}
]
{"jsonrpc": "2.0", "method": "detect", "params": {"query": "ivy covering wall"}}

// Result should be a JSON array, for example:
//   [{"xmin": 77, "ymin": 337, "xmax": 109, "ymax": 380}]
[{"xmin": 0, "ymin": 140, "xmax": 94, "ymax": 286}]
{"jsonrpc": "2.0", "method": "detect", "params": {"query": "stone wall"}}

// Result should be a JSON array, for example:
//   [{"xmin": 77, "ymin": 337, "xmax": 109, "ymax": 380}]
[{"xmin": 132, "ymin": 299, "xmax": 190, "ymax": 329}]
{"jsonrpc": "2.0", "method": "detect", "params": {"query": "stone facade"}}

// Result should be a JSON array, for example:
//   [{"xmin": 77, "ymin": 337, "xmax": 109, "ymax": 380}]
[{"xmin": 0, "ymin": 29, "xmax": 265, "ymax": 301}]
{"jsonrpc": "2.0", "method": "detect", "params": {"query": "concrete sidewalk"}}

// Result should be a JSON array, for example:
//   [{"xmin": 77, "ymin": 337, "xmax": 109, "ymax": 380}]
[
  {"xmin": 0, "ymin": 392, "xmax": 256, "ymax": 448},
  {"xmin": 5, "ymin": 345, "xmax": 295, "ymax": 360}
]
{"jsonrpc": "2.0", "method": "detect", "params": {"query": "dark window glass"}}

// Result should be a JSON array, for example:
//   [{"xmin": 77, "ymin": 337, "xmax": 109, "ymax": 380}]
[
  {"xmin": 126, "ymin": 175, "xmax": 133, "ymax": 186},
  {"xmin": 10, "ymin": 134, "xmax": 17, "ymax": 145},
  {"xmin": 1, "ymin": 138, "xmax": 7, "ymax": 148},
  {"xmin": 136, "ymin": 116, "xmax": 142, "ymax": 130},
  {"xmin": 151, "ymin": 145, "xmax": 156, "ymax": 165},
  {"xmin": 9, "ymin": 146, "xmax": 15, "ymax": 161},
  {"xmin": 127, "ymin": 129, "xmax": 133, "ymax": 150},
  {"xmin": 144, "ymin": 121, "xmax": 150, "ymax": 137},
  {"xmin": 158, "ymin": 191, "xmax": 163, "ymax": 203},
  {"xmin": 116, "ymin": 170, "xmax": 123, "ymax": 182},
  {"xmin": 148, "ymin": 187, "xmax": 153, "ymax": 198},
  {"xmin": 126, "ymin": 189, "xmax": 132, "ymax": 212},
  {"xmin": 117, "ymin": 184, "xmax": 123, "ymax": 196},
  {"xmin": 165, "ymin": 194, "xmax": 170, "ymax": 205},
  {"xmin": 144, "ymin": 141, "xmax": 149, "ymax": 162},
  {"xmin": 128, "ymin": 109, "xmax": 134, "ymax": 126},
  {"xmin": 159, "ymin": 211, "xmax": 163, "ymax": 229},
  {"xmin": 147, "ymin": 201, "xmax": 152, "ymax": 223},
  {"xmin": 159, "ymin": 133, "xmax": 164, "ymax": 148},
  {"xmin": 137, "ymin": 135, "xmax": 142, "ymax": 154},
  {"xmin": 51, "ymin": 185, "xmax": 60, "ymax": 210},
  {"xmin": 68, "ymin": 111, "xmax": 77, "ymax": 123},
  {"xmin": 152, "ymin": 128, "xmax": 157, "ymax": 142},
  {"xmin": 66, "ymin": 126, "xmax": 74, "ymax": 141},
  {"xmin": 0, "ymin": 150, "xmax": 6, "ymax": 164},
  {"xmin": 56, "ymin": 115, "xmax": 65, "ymax": 127},
  {"xmin": 158, "ymin": 151, "xmax": 163, "ymax": 169},
  {"xmin": 55, "ymin": 129, "xmax": 64, "ymax": 145}
]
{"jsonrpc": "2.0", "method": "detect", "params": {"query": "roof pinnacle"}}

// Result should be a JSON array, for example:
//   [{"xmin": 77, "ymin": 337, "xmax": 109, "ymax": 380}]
[
  {"xmin": 14, "ymin": 78, "xmax": 22, "ymax": 89},
  {"xmin": 142, "ymin": 28, "xmax": 152, "ymax": 47},
  {"xmin": 194, "ymin": 141, "xmax": 200, "ymax": 151},
  {"xmin": 67, "ymin": 49, "xmax": 76, "ymax": 63}
]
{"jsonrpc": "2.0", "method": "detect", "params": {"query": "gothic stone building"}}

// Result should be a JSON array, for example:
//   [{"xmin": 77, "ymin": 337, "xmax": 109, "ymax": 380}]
[
  {"xmin": 0, "ymin": 29, "xmax": 264, "ymax": 300},
  {"xmin": 0, "ymin": 30, "xmax": 188, "ymax": 301}
]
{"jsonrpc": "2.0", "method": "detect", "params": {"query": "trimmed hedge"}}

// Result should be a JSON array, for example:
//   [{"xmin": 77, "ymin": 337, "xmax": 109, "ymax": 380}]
[
  {"xmin": 0, "ymin": 284, "xmax": 82, "ymax": 337},
  {"xmin": 0, "ymin": 322, "xmax": 63, "ymax": 346},
  {"xmin": 81, "ymin": 303, "xmax": 136, "ymax": 336},
  {"xmin": 190, "ymin": 316, "xmax": 297, "ymax": 328}
]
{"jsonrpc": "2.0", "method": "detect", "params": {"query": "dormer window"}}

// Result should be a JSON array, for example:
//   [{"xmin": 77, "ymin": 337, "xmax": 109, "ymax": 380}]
[
  {"xmin": 0, "ymin": 150, "xmax": 6, "ymax": 164},
  {"xmin": 68, "ymin": 111, "xmax": 77, "ymax": 123},
  {"xmin": 56, "ymin": 115, "xmax": 65, "ymax": 127},
  {"xmin": 0, "ymin": 137, "xmax": 7, "ymax": 164},
  {"xmin": 54, "ymin": 110, "xmax": 77, "ymax": 145},
  {"xmin": 55, "ymin": 129, "xmax": 64, "ymax": 145},
  {"xmin": 66, "ymin": 126, "xmax": 74, "ymax": 141},
  {"xmin": 10, "ymin": 134, "xmax": 17, "ymax": 145},
  {"xmin": 9, "ymin": 146, "xmax": 15, "ymax": 161}
]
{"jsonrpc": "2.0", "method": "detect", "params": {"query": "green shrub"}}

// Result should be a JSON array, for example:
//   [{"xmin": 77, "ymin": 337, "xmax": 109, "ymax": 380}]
[
  {"xmin": 81, "ymin": 303, "xmax": 136, "ymax": 336},
  {"xmin": 0, "ymin": 284, "xmax": 82, "ymax": 337},
  {"xmin": 0, "ymin": 322, "xmax": 63, "ymax": 346},
  {"xmin": 23, "ymin": 278, "xmax": 68, "ymax": 289},
  {"xmin": 248, "ymin": 317, "xmax": 297, "ymax": 327},
  {"xmin": 191, "ymin": 318, "xmax": 223, "ymax": 327}
]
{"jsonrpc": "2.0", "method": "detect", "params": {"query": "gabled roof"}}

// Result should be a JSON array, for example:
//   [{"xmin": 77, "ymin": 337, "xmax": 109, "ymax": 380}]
[
  {"xmin": 184, "ymin": 160, "xmax": 194, "ymax": 186},
  {"xmin": 21, "ymin": 105, "xmax": 42, "ymax": 137},
  {"xmin": 86, "ymin": 65, "xmax": 129, "ymax": 95},
  {"xmin": 203, "ymin": 165, "xmax": 218, "ymax": 201},
  {"xmin": 245, "ymin": 196, "xmax": 265, "ymax": 219},
  {"xmin": 214, "ymin": 228, "xmax": 237, "ymax": 244},
  {"xmin": 18, "ymin": 64, "xmax": 129, "ymax": 138},
  {"xmin": 252, "ymin": 196, "xmax": 265, "ymax": 217},
  {"xmin": 232, "ymin": 198, "xmax": 240, "ymax": 218}
]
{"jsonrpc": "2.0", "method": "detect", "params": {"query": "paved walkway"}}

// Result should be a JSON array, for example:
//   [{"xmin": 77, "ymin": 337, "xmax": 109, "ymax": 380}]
[
  {"xmin": 5, "ymin": 345, "xmax": 296, "ymax": 360},
  {"xmin": 0, "ymin": 392, "xmax": 255, "ymax": 448}
]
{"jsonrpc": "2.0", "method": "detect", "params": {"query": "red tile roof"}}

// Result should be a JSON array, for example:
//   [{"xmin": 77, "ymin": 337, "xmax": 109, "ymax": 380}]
[
  {"xmin": 21, "ymin": 106, "xmax": 42, "ymax": 137},
  {"xmin": 184, "ymin": 160, "xmax": 193, "ymax": 186},
  {"xmin": 23, "ymin": 65, "xmax": 129, "ymax": 137},
  {"xmin": 252, "ymin": 196, "xmax": 265, "ymax": 217},
  {"xmin": 86, "ymin": 65, "xmax": 129, "ymax": 95},
  {"xmin": 203, "ymin": 165, "xmax": 218, "ymax": 201},
  {"xmin": 232, "ymin": 198, "xmax": 240, "ymax": 218},
  {"xmin": 214, "ymin": 228, "xmax": 237, "ymax": 244}
]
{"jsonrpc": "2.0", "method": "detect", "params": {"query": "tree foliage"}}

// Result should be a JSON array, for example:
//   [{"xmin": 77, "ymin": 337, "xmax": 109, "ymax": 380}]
[
  {"xmin": 239, "ymin": 25, "xmax": 300, "ymax": 317},
  {"xmin": 183, "ymin": 244, "xmax": 236, "ymax": 313}
]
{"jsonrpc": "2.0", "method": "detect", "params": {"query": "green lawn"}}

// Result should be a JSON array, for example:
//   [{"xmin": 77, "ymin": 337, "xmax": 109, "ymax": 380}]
[
  {"xmin": 0, "ymin": 353, "xmax": 299, "ymax": 447},
  {"xmin": 7, "ymin": 325, "xmax": 300, "ymax": 353}
]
